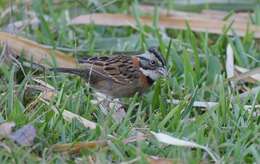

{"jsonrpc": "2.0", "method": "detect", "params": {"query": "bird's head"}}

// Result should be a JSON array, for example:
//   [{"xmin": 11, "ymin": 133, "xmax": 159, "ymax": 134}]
[{"xmin": 137, "ymin": 47, "xmax": 167, "ymax": 81}]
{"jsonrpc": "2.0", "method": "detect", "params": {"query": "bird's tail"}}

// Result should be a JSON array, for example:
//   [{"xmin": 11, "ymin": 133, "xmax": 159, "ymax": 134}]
[{"xmin": 50, "ymin": 67, "xmax": 84, "ymax": 77}]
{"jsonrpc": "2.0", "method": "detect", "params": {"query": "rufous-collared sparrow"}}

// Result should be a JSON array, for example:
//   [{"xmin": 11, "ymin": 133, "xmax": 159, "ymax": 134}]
[{"xmin": 51, "ymin": 47, "xmax": 167, "ymax": 98}]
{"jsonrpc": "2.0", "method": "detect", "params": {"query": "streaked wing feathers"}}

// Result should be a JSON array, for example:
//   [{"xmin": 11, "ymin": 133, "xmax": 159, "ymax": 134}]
[{"xmin": 78, "ymin": 55, "xmax": 140, "ymax": 84}]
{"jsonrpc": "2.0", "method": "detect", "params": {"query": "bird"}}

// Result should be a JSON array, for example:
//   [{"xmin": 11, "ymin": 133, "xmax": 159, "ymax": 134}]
[{"xmin": 50, "ymin": 47, "xmax": 167, "ymax": 98}]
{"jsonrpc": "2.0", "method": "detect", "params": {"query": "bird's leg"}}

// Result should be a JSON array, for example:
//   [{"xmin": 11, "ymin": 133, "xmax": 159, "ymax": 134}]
[
  {"xmin": 92, "ymin": 92, "xmax": 126, "ymax": 123},
  {"xmin": 108, "ymin": 98, "xmax": 126, "ymax": 123},
  {"xmin": 92, "ymin": 92, "xmax": 111, "ymax": 115}
]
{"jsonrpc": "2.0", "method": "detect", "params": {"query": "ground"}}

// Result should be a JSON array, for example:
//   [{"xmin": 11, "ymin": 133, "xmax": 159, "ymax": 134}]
[{"xmin": 0, "ymin": 0, "xmax": 259, "ymax": 163}]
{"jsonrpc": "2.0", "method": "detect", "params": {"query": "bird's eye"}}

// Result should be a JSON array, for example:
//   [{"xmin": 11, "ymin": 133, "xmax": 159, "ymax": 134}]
[{"xmin": 150, "ymin": 60, "xmax": 156, "ymax": 65}]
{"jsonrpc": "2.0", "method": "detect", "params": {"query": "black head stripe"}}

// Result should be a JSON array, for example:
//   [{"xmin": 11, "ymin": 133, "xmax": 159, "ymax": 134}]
[
  {"xmin": 148, "ymin": 47, "xmax": 166, "ymax": 67},
  {"xmin": 139, "ymin": 56, "xmax": 149, "ymax": 62},
  {"xmin": 139, "ymin": 56, "xmax": 156, "ymax": 70}
]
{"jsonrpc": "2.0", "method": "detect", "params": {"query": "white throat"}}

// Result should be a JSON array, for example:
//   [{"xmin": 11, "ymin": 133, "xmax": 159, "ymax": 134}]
[{"xmin": 139, "ymin": 68, "xmax": 160, "ymax": 80}]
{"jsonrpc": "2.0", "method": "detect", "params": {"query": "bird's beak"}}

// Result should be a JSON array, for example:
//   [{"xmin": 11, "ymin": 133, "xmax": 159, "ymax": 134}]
[{"xmin": 158, "ymin": 67, "xmax": 168, "ymax": 77}]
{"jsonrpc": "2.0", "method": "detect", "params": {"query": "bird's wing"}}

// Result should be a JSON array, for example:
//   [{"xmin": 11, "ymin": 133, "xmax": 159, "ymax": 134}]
[
  {"xmin": 50, "ymin": 67, "xmax": 118, "ymax": 84},
  {"xmin": 78, "ymin": 55, "xmax": 141, "ymax": 84},
  {"xmin": 51, "ymin": 55, "xmax": 140, "ymax": 85}
]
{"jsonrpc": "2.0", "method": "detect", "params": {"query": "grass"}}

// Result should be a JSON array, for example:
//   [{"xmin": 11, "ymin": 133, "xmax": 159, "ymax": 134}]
[{"xmin": 0, "ymin": 0, "xmax": 260, "ymax": 163}]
